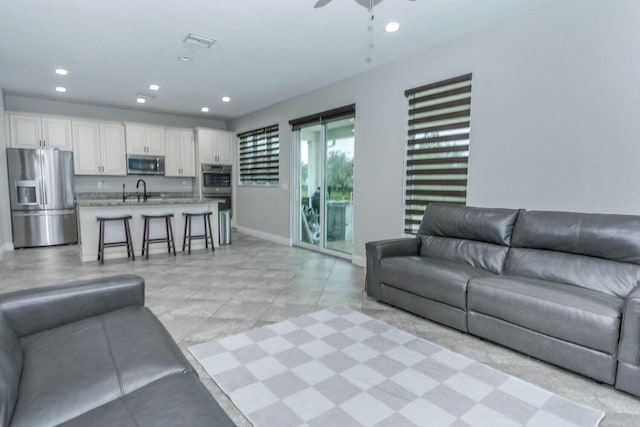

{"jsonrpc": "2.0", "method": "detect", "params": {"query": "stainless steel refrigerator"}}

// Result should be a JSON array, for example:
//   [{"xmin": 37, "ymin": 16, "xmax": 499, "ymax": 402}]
[{"xmin": 7, "ymin": 148, "xmax": 78, "ymax": 248}]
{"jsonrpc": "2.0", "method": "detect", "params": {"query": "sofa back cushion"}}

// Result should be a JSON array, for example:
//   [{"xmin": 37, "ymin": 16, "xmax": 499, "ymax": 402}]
[
  {"xmin": 418, "ymin": 204, "xmax": 520, "ymax": 274},
  {"xmin": 511, "ymin": 210, "xmax": 640, "ymax": 264},
  {"xmin": 0, "ymin": 312, "xmax": 22, "ymax": 427},
  {"xmin": 420, "ymin": 236, "xmax": 508, "ymax": 274},
  {"xmin": 418, "ymin": 203, "xmax": 520, "ymax": 246},
  {"xmin": 506, "ymin": 210, "xmax": 640, "ymax": 298}
]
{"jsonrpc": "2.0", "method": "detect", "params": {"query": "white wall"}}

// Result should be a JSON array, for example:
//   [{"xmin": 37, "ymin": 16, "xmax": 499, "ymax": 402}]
[
  {"xmin": 0, "ymin": 90, "xmax": 12, "ymax": 251},
  {"xmin": 228, "ymin": 0, "xmax": 640, "ymax": 262}
]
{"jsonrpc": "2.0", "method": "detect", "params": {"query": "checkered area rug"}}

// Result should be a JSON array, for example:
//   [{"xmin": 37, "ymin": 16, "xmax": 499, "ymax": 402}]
[{"xmin": 190, "ymin": 306, "xmax": 604, "ymax": 427}]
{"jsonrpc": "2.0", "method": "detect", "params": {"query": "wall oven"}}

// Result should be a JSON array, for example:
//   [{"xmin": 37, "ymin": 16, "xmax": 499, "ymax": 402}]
[{"xmin": 202, "ymin": 164, "xmax": 232, "ymax": 213}]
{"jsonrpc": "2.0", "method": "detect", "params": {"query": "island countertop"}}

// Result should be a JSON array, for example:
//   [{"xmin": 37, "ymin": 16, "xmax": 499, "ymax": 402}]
[
  {"xmin": 76, "ymin": 199, "xmax": 224, "ymax": 262},
  {"xmin": 76, "ymin": 197, "xmax": 226, "ymax": 207}
]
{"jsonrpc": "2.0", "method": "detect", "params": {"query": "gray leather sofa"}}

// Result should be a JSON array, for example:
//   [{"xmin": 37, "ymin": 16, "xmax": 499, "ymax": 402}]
[
  {"xmin": 0, "ymin": 274, "xmax": 234, "ymax": 427},
  {"xmin": 366, "ymin": 203, "xmax": 640, "ymax": 397}
]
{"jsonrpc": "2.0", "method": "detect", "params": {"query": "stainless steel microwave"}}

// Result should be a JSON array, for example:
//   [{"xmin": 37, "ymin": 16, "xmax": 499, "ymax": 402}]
[{"xmin": 127, "ymin": 155, "xmax": 165, "ymax": 175}]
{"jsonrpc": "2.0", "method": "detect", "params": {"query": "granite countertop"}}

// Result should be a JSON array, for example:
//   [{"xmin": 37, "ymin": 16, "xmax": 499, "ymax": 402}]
[{"xmin": 76, "ymin": 198, "xmax": 225, "ymax": 207}]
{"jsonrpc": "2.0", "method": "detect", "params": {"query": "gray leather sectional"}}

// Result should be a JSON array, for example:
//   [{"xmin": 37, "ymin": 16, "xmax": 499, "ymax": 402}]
[
  {"xmin": 0, "ymin": 275, "xmax": 234, "ymax": 427},
  {"xmin": 366, "ymin": 203, "xmax": 640, "ymax": 397}
]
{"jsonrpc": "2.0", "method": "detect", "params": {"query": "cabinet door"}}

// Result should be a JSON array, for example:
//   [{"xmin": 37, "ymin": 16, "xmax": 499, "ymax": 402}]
[
  {"xmin": 10, "ymin": 114, "xmax": 41, "ymax": 149},
  {"xmin": 216, "ymin": 131, "xmax": 235, "ymax": 165},
  {"xmin": 42, "ymin": 118, "xmax": 72, "ymax": 150},
  {"xmin": 164, "ymin": 129, "xmax": 182, "ymax": 177},
  {"xmin": 181, "ymin": 131, "xmax": 196, "ymax": 177},
  {"xmin": 197, "ymin": 129, "xmax": 216, "ymax": 164},
  {"xmin": 72, "ymin": 121, "xmax": 101, "ymax": 175},
  {"xmin": 101, "ymin": 123, "xmax": 127, "ymax": 176},
  {"xmin": 125, "ymin": 125, "xmax": 147, "ymax": 155},
  {"xmin": 145, "ymin": 126, "xmax": 165, "ymax": 156}
]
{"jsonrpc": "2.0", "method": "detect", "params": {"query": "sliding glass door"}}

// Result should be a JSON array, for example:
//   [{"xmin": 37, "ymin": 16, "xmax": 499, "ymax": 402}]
[{"xmin": 295, "ymin": 116, "xmax": 354, "ymax": 256}]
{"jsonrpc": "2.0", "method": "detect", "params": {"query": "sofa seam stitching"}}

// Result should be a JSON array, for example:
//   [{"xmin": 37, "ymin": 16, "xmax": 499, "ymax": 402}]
[
  {"xmin": 101, "ymin": 317, "xmax": 143, "ymax": 427},
  {"xmin": 101, "ymin": 317, "xmax": 126, "ymax": 397}
]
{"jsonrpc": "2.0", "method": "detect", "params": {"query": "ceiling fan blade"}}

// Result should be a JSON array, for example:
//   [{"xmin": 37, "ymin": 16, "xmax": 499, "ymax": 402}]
[
  {"xmin": 354, "ymin": 0, "xmax": 383, "ymax": 9},
  {"xmin": 314, "ymin": 0, "xmax": 333, "ymax": 8}
]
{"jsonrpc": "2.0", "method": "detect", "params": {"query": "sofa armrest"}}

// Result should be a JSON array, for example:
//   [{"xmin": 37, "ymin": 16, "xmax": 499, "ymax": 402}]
[
  {"xmin": 0, "ymin": 274, "xmax": 145, "ymax": 338},
  {"xmin": 366, "ymin": 238, "xmax": 421, "ymax": 300},
  {"xmin": 618, "ymin": 285, "xmax": 640, "ymax": 365}
]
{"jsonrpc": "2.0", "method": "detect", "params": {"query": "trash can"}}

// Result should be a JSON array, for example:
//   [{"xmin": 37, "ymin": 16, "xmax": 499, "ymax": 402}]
[{"xmin": 218, "ymin": 210, "xmax": 231, "ymax": 245}]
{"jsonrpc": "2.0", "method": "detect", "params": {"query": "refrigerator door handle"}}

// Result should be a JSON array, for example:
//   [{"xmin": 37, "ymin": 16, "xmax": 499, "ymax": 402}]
[{"xmin": 40, "ymin": 179, "xmax": 47, "ymax": 206}]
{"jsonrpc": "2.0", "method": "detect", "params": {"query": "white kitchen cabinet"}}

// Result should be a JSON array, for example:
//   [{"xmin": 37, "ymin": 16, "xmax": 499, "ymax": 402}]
[
  {"xmin": 216, "ymin": 131, "xmax": 235, "ymax": 164},
  {"xmin": 197, "ymin": 128, "xmax": 235, "ymax": 165},
  {"xmin": 72, "ymin": 120, "xmax": 126, "ymax": 176},
  {"xmin": 125, "ymin": 123, "xmax": 165, "ymax": 156},
  {"xmin": 165, "ymin": 128, "xmax": 195, "ymax": 177},
  {"xmin": 8, "ymin": 113, "xmax": 72, "ymax": 150},
  {"xmin": 100, "ymin": 123, "xmax": 127, "ymax": 175}
]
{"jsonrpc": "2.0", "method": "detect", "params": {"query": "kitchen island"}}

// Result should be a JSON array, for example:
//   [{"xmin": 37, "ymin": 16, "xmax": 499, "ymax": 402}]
[{"xmin": 76, "ymin": 198, "xmax": 224, "ymax": 262}]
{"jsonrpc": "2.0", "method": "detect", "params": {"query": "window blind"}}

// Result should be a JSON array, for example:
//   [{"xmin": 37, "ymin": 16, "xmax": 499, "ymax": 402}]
[
  {"xmin": 289, "ymin": 104, "xmax": 355, "ymax": 130},
  {"xmin": 404, "ymin": 73, "xmax": 472, "ymax": 234},
  {"xmin": 238, "ymin": 124, "xmax": 279, "ymax": 185}
]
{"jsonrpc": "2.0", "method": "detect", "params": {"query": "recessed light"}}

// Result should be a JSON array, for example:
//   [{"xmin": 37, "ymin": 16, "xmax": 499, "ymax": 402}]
[
  {"xmin": 178, "ymin": 55, "xmax": 193, "ymax": 62},
  {"xmin": 201, "ymin": 107, "xmax": 209, "ymax": 113},
  {"xmin": 384, "ymin": 22, "xmax": 400, "ymax": 33},
  {"xmin": 221, "ymin": 96, "xmax": 231, "ymax": 103},
  {"xmin": 55, "ymin": 86, "xmax": 66, "ymax": 93},
  {"xmin": 55, "ymin": 68, "xmax": 68, "ymax": 76},
  {"xmin": 136, "ymin": 97, "xmax": 146, "ymax": 104},
  {"xmin": 149, "ymin": 84, "xmax": 160, "ymax": 91}
]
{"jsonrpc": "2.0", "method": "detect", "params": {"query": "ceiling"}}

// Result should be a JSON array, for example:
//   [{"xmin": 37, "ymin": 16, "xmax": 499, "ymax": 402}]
[{"xmin": 0, "ymin": 0, "xmax": 561, "ymax": 121}]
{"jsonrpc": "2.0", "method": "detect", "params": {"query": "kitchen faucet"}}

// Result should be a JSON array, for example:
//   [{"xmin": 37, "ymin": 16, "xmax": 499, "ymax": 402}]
[{"xmin": 136, "ymin": 179, "xmax": 148, "ymax": 202}]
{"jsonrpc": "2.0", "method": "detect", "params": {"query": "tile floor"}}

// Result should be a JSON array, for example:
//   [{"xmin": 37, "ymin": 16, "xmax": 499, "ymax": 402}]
[{"xmin": 1, "ymin": 232, "xmax": 639, "ymax": 426}]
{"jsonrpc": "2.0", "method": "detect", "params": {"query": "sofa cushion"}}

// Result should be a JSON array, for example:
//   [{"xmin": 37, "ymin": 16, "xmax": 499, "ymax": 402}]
[
  {"xmin": 418, "ymin": 203, "xmax": 520, "ymax": 246},
  {"xmin": 504, "ymin": 248, "xmax": 640, "ymax": 299},
  {"xmin": 58, "ymin": 374, "xmax": 235, "ymax": 427},
  {"xmin": 10, "ymin": 306, "xmax": 194, "ymax": 427},
  {"xmin": 511, "ymin": 210, "xmax": 640, "ymax": 265},
  {"xmin": 0, "ymin": 313, "xmax": 22, "ymax": 427},
  {"xmin": 468, "ymin": 275, "xmax": 624, "ymax": 354},
  {"xmin": 380, "ymin": 256, "xmax": 493, "ymax": 309},
  {"xmin": 419, "ymin": 236, "xmax": 509, "ymax": 274}
]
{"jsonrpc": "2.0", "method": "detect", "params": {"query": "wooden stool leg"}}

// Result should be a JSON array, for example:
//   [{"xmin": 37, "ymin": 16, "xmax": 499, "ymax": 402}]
[
  {"xmin": 168, "ymin": 217, "xmax": 176, "ymax": 256},
  {"xmin": 98, "ymin": 220, "xmax": 104, "ymax": 264},
  {"xmin": 164, "ymin": 217, "xmax": 170, "ymax": 254},
  {"xmin": 207, "ymin": 213, "xmax": 215, "ymax": 252},
  {"xmin": 125, "ymin": 219, "xmax": 131, "ymax": 258},
  {"xmin": 141, "ymin": 218, "xmax": 147, "ymax": 257},
  {"xmin": 145, "ymin": 218, "xmax": 151, "ymax": 259},
  {"xmin": 187, "ymin": 216, "xmax": 192, "ymax": 254},
  {"xmin": 125, "ymin": 218, "xmax": 135, "ymax": 261},
  {"xmin": 182, "ymin": 215, "xmax": 188, "ymax": 252},
  {"xmin": 203, "ymin": 214, "xmax": 208, "ymax": 250}
]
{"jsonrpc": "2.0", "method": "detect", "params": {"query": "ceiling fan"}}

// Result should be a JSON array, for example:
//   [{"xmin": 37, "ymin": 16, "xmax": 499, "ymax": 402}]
[{"xmin": 314, "ymin": 0, "xmax": 415, "ymax": 9}]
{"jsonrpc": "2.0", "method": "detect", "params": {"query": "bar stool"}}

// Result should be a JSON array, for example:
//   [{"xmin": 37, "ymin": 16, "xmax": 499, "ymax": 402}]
[
  {"xmin": 182, "ymin": 212, "xmax": 214, "ymax": 254},
  {"xmin": 141, "ymin": 213, "xmax": 176, "ymax": 259},
  {"xmin": 96, "ymin": 216, "xmax": 135, "ymax": 264}
]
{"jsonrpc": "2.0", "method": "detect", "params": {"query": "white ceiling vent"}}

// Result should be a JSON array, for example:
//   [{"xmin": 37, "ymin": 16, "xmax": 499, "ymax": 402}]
[{"xmin": 183, "ymin": 33, "xmax": 217, "ymax": 49}]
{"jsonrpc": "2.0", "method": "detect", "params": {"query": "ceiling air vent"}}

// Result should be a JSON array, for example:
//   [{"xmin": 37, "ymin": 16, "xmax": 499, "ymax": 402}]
[{"xmin": 183, "ymin": 33, "xmax": 217, "ymax": 49}]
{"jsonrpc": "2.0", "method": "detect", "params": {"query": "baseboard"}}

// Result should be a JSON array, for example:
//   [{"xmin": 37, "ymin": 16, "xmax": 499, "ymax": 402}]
[
  {"xmin": 352, "ymin": 255, "xmax": 366, "ymax": 267},
  {"xmin": 0, "ymin": 242, "xmax": 14, "ymax": 253},
  {"xmin": 235, "ymin": 226, "xmax": 292, "ymax": 247}
]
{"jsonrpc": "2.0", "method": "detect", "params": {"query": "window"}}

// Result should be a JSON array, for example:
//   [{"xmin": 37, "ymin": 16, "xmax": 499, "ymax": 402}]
[
  {"xmin": 404, "ymin": 73, "xmax": 472, "ymax": 234},
  {"xmin": 238, "ymin": 124, "xmax": 279, "ymax": 185}
]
